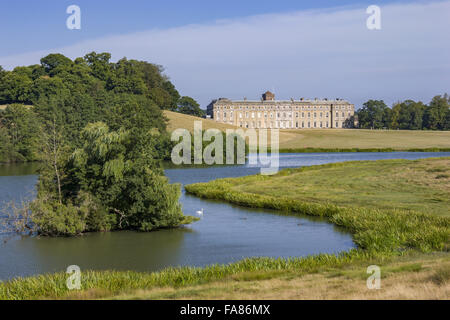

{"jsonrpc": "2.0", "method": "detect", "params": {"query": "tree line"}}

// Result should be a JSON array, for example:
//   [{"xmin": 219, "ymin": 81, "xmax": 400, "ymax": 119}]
[
  {"xmin": 0, "ymin": 53, "xmax": 205, "ymax": 163},
  {"xmin": 353, "ymin": 95, "xmax": 450, "ymax": 130}
]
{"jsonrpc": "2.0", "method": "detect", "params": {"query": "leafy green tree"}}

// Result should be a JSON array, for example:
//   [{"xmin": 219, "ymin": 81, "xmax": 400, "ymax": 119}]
[
  {"xmin": 178, "ymin": 96, "xmax": 205, "ymax": 117},
  {"xmin": 356, "ymin": 100, "xmax": 389, "ymax": 129},
  {"xmin": 84, "ymin": 52, "xmax": 112, "ymax": 81},
  {"xmin": 0, "ymin": 104, "xmax": 40, "ymax": 160},
  {"xmin": 0, "ymin": 72, "xmax": 33, "ymax": 104},
  {"xmin": 0, "ymin": 126, "xmax": 24, "ymax": 162},
  {"xmin": 396, "ymin": 100, "xmax": 425, "ymax": 130},
  {"xmin": 445, "ymin": 108, "xmax": 450, "ymax": 130},
  {"xmin": 68, "ymin": 122, "xmax": 187, "ymax": 231},
  {"xmin": 162, "ymin": 80, "xmax": 180, "ymax": 110},
  {"xmin": 424, "ymin": 95, "xmax": 449, "ymax": 130},
  {"xmin": 390, "ymin": 102, "xmax": 401, "ymax": 129},
  {"xmin": 40, "ymin": 53, "xmax": 73, "ymax": 76}
]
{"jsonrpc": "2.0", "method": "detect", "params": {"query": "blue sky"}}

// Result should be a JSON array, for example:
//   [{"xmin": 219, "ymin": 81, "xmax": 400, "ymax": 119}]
[
  {"xmin": 0, "ymin": 0, "xmax": 420, "ymax": 56},
  {"xmin": 0, "ymin": 0, "xmax": 449, "ymax": 108}
]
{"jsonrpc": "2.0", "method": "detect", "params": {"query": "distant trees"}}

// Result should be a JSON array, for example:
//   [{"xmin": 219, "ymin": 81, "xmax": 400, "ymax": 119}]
[
  {"xmin": 356, "ymin": 95, "xmax": 450, "ymax": 130},
  {"xmin": 177, "ymin": 96, "xmax": 205, "ymax": 117},
  {"xmin": 424, "ymin": 95, "xmax": 449, "ymax": 130},
  {"xmin": 0, "ymin": 52, "xmax": 185, "ymax": 163},
  {"xmin": 356, "ymin": 100, "xmax": 391, "ymax": 129}
]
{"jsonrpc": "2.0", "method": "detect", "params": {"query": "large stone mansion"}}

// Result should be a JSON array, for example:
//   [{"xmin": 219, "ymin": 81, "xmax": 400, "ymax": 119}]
[{"xmin": 206, "ymin": 91, "xmax": 355, "ymax": 129}]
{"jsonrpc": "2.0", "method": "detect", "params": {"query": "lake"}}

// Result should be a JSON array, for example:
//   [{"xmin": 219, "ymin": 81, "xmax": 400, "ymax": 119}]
[{"xmin": 1, "ymin": 152, "xmax": 449, "ymax": 280}]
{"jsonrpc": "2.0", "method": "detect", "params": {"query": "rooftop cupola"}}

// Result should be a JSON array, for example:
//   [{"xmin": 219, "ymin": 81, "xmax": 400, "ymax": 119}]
[{"xmin": 262, "ymin": 91, "xmax": 275, "ymax": 101}]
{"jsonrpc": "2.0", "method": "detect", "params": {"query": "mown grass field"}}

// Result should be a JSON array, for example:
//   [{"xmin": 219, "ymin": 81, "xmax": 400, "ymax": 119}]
[
  {"xmin": 227, "ymin": 157, "xmax": 450, "ymax": 216},
  {"xmin": 164, "ymin": 111, "xmax": 450, "ymax": 151},
  {"xmin": 1, "ymin": 157, "xmax": 449, "ymax": 300}
]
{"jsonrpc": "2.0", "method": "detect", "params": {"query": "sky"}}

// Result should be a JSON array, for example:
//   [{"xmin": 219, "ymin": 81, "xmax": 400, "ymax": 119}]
[{"xmin": 0, "ymin": 0, "xmax": 449, "ymax": 109}]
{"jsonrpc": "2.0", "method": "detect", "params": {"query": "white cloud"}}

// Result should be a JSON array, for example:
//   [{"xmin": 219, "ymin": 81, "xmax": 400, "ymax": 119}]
[{"xmin": 1, "ymin": 1, "xmax": 449, "ymax": 108}]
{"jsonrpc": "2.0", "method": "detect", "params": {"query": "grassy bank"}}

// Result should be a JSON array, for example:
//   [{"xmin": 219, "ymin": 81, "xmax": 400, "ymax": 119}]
[
  {"xmin": 1, "ymin": 158, "xmax": 449, "ymax": 299},
  {"xmin": 165, "ymin": 111, "xmax": 450, "ymax": 151},
  {"xmin": 1, "ymin": 251, "xmax": 448, "ymax": 300},
  {"xmin": 83, "ymin": 253, "xmax": 450, "ymax": 300}
]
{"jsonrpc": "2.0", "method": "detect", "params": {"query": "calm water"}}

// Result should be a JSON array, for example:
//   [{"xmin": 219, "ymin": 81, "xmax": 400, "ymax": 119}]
[{"xmin": 0, "ymin": 152, "xmax": 449, "ymax": 280}]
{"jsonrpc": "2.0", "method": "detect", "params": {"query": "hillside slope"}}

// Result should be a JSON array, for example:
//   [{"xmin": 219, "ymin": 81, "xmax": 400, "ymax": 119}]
[{"xmin": 164, "ymin": 111, "xmax": 450, "ymax": 150}]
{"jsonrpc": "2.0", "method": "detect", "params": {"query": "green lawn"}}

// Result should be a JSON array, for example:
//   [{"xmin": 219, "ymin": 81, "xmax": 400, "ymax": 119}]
[
  {"xmin": 230, "ymin": 157, "xmax": 450, "ymax": 216},
  {"xmin": 277, "ymin": 129, "xmax": 450, "ymax": 150},
  {"xmin": 164, "ymin": 111, "xmax": 450, "ymax": 151}
]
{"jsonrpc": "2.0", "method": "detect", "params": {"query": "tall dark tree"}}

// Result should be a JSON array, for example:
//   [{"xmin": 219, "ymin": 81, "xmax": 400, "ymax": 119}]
[
  {"xmin": 396, "ymin": 100, "xmax": 425, "ymax": 130},
  {"xmin": 424, "ymin": 95, "xmax": 449, "ymax": 130},
  {"xmin": 177, "ymin": 96, "xmax": 205, "ymax": 117},
  {"xmin": 0, "ymin": 104, "xmax": 40, "ymax": 160},
  {"xmin": 356, "ymin": 100, "xmax": 389, "ymax": 129}
]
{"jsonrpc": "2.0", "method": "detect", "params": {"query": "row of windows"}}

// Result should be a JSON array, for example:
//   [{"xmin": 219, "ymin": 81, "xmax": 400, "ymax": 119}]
[
  {"xmin": 216, "ymin": 105, "xmax": 352, "ymax": 111},
  {"xmin": 216, "ymin": 111, "xmax": 352, "ymax": 120},
  {"xmin": 238, "ymin": 121, "xmax": 343, "ymax": 129}
]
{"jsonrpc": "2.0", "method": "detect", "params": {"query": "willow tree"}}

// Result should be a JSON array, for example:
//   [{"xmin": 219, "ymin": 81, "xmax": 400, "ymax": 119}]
[{"xmin": 67, "ymin": 122, "xmax": 189, "ymax": 232}]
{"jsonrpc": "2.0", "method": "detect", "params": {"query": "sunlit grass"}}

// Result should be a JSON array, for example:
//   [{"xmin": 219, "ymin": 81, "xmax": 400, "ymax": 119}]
[{"xmin": 164, "ymin": 111, "xmax": 450, "ymax": 151}]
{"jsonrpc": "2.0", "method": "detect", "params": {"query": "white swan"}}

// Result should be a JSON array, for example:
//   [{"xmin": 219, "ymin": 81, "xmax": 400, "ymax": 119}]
[{"xmin": 196, "ymin": 208, "xmax": 204, "ymax": 216}]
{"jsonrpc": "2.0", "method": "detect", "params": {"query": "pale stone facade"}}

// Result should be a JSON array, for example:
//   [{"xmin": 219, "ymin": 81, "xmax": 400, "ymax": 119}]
[{"xmin": 206, "ymin": 91, "xmax": 355, "ymax": 129}]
